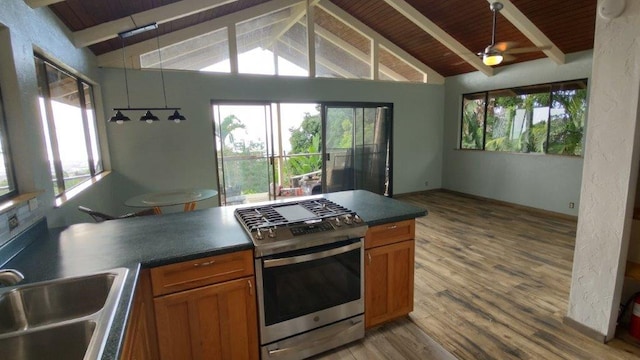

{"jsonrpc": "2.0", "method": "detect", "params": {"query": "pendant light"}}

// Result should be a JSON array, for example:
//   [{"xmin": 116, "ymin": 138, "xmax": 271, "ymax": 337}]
[
  {"xmin": 109, "ymin": 21, "xmax": 186, "ymax": 125},
  {"xmin": 168, "ymin": 110, "xmax": 186, "ymax": 122},
  {"xmin": 110, "ymin": 110, "xmax": 130, "ymax": 124},
  {"xmin": 140, "ymin": 110, "xmax": 159, "ymax": 123}
]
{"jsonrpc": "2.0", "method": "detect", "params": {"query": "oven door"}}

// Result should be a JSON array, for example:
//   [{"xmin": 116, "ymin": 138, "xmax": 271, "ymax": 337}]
[{"xmin": 256, "ymin": 238, "xmax": 364, "ymax": 345}]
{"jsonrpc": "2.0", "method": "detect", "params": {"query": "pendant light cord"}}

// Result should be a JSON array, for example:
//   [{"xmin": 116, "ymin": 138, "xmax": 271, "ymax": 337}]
[
  {"xmin": 120, "ymin": 36, "xmax": 131, "ymax": 109},
  {"xmin": 155, "ymin": 28, "xmax": 168, "ymax": 108}
]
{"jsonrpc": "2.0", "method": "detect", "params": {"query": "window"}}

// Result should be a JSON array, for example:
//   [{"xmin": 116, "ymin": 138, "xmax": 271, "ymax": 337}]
[
  {"xmin": 460, "ymin": 79, "xmax": 588, "ymax": 156},
  {"xmin": 0, "ymin": 86, "xmax": 17, "ymax": 201},
  {"xmin": 138, "ymin": 3, "xmax": 428, "ymax": 83},
  {"xmin": 35, "ymin": 55, "xmax": 103, "ymax": 196},
  {"xmin": 236, "ymin": 5, "xmax": 309, "ymax": 76},
  {"xmin": 142, "ymin": 27, "xmax": 231, "ymax": 72},
  {"xmin": 314, "ymin": 6, "xmax": 371, "ymax": 79}
]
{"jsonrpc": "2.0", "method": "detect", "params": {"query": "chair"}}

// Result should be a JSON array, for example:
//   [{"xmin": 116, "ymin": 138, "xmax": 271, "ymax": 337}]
[
  {"xmin": 224, "ymin": 184, "xmax": 246, "ymax": 205},
  {"xmin": 78, "ymin": 206, "xmax": 155, "ymax": 223}
]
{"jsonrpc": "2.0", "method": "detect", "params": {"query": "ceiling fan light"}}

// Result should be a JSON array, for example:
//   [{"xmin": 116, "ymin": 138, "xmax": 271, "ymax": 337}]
[
  {"xmin": 140, "ymin": 110, "xmax": 159, "ymax": 123},
  {"xmin": 483, "ymin": 53, "xmax": 503, "ymax": 66},
  {"xmin": 109, "ymin": 110, "xmax": 130, "ymax": 124}
]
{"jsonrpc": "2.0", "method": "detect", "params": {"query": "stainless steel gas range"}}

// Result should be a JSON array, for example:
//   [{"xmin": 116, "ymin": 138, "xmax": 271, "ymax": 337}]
[{"xmin": 235, "ymin": 198, "xmax": 368, "ymax": 360}]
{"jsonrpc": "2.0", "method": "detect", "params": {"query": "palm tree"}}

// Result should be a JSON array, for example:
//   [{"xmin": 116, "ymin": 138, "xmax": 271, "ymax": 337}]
[{"xmin": 215, "ymin": 114, "xmax": 246, "ymax": 146}]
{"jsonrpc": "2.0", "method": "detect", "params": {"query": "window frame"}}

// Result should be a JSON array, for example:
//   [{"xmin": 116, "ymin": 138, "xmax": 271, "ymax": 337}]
[
  {"xmin": 34, "ymin": 54, "xmax": 103, "ymax": 197},
  {"xmin": 0, "ymin": 85, "xmax": 18, "ymax": 202},
  {"xmin": 459, "ymin": 79, "xmax": 588, "ymax": 156}
]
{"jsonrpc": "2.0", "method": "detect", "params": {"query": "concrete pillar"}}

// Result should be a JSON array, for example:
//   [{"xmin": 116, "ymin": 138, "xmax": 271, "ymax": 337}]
[{"xmin": 568, "ymin": 0, "xmax": 640, "ymax": 341}]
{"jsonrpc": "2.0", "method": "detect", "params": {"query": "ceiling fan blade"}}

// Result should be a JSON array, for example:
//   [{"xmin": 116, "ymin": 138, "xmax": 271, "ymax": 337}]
[
  {"xmin": 501, "ymin": 54, "xmax": 517, "ymax": 63},
  {"xmin": 492, "ymin": 41, "xmax": 518, "ymax": 52},
  {"xmin": 504, "ymin": 45, "xmax": 551, "ymax": 54}
]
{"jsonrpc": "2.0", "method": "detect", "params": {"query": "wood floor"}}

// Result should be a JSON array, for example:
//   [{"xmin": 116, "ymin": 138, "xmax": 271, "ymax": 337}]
[{"xmin": 316, "ymin": 190, "xmax": 640, "ymax": 360}]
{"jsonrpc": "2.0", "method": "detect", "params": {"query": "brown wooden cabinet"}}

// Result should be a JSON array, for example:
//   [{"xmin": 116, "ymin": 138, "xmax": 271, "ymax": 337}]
[
  {"xmin": 121, "ymin": 269, "xmax": 159, "ymax": 360},
  {"xmin": 151, "ymin": 249, "xmax": 259, "ymax": 360},
  {"xmin": 364, "ymin": 219, "xmax": 415, "ymax": 329}
]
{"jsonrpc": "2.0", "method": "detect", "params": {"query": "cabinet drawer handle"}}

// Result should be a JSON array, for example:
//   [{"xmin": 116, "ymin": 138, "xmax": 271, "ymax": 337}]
[
  {"xmin": 193, "ymin": 260, "xmax": 215, "ymax": 267},
  {"xmin": 367, "ymin": 253, "xmax": 371, "ymax": 265},
  {"xmin": 386, "ymin": 224, "xmax": 397, "ymax": 230},
  {"xmin": 248, "ymin": 280, "xmax": 253, "ymax": 296}
]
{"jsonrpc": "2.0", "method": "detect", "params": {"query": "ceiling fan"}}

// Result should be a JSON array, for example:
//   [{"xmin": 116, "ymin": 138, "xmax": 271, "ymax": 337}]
[{"xmin": 479, "ymin": 1, "xmax": 550, "ymax": 66}]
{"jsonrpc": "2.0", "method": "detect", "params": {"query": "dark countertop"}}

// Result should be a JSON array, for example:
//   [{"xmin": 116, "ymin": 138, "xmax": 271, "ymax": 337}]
[
  {"xmin": 4, "ymin": 190, "xmax": 426, "ymax": 359},
  {"xmin": 324, "ymin": 190, "xmax": 427, "ymax": 226}
]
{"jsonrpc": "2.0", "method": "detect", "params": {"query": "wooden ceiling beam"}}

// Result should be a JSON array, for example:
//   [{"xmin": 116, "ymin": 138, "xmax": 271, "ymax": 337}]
[
  {"xmin": 24, "ymin": 0, "xmax": 63, "ymax": 8},
  {"xmin": 97, "ymin": 0, "xmax": 302, "ymax": 68},
  {"xmin": 317, "ymin": 0, "xmax": 443, "ymax": 84},
  {"xmin": 73, "ymin": 0, "xmax": 241, "ymax": 48},
  {"xmin": 383, "ymin": 0, "xmax": 494, "ymax": 77},
  {"xmin": 492, "ymin": 0, "xmax": 565, "ymax": 65}
]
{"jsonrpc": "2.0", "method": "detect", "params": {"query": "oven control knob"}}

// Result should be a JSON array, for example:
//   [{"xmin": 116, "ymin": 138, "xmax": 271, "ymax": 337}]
[
  {"xmin": 268, "ymin": 228, "xmax": 276, "ymax": 238},
  {"xmin": 353, "ymin": 215, "xmax": 362, "ymax": 223},
  {"xmin": 343, "ymin": 214, "xmax": 352, "ymax": 225},
  {"xmin": 334, "ymin": 217, "xmax": 342, "ymax": 226},
  {"xmin": 255, "ymin": 229, "xmax": 264, "ymax": 240}
]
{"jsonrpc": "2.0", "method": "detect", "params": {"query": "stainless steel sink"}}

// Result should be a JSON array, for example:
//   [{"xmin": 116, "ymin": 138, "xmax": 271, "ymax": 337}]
[
  {"xmin": 0, "ymin": 268, "xmax": 128, "ymax": 360},
  {"xmin": 0, "ymin": 272, "xmax": 117, "ymax": 333},
  {"xmin": 0, "ymin": 320, "xmax": 96, "ymax": 360}
]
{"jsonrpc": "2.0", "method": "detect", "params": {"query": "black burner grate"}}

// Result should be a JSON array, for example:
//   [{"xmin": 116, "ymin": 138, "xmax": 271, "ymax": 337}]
[{"xmin": 235, "ymin": 198, "xmax": 355, "ymax": 232}]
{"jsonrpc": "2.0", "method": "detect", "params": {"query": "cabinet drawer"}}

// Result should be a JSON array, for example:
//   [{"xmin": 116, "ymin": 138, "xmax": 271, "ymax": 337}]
[
  {"xmin": 365, "ymin": 219, "xmax": 415, "ymax": 249},
  {"xmin": 150, "ymin": 249, "xmax": 254, "ymax": 296}
]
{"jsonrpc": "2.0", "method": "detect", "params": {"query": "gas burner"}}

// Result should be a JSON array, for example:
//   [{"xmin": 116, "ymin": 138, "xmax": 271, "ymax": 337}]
[
  {"xmin": 234, "ymin": 198, "xmax": 367, "ymax": 257},
  {"xmin": 235, "ymin": 198, "xmax": 355, "ymax": 231}
]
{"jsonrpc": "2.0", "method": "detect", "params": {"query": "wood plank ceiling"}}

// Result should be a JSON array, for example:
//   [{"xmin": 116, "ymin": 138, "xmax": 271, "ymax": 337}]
[{"xmin": 44, "ymin": 0, "xmax": 596, "ymax": 78}]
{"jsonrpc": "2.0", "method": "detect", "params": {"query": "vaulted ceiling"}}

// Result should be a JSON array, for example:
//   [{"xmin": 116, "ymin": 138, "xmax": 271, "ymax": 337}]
[{"xmin": 28, "ymin": 0, "xmax": 596, "ymax": 80}]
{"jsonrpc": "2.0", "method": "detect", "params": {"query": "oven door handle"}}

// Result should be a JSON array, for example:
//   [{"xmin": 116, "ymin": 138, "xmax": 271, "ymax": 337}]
[{"xmin": 263, "ymin": 242, "xmax": 361, "ymax": 268}]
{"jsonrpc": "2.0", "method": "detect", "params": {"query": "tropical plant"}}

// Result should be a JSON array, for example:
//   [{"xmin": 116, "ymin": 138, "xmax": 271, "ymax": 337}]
[
  {"xmin": 290, "ymin": 111, "xmax": 321, "ymax": 154},
  {"xmin": 287, "ymin": 134, "xmax": 322, "ymax": 175},
  {"xmin": 215, "ymin": 114, "xmax": 246, "ymax": 146},
  {"xmin": 461, "ymin": 99, "xmax": 485, "ymax": 149},
  {"xmin": 485, "ymin": 92, "xmax": 550, "ymax": 153},
  {"xmin": 547, "ymin": 89, "xmax": 587, "ymax": 155}
]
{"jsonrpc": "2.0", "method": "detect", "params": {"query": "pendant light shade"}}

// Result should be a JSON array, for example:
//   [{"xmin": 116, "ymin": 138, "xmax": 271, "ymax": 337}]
[
  {"xmin": 109, "ymin": 110, "xmax": 131, "ymax": 124},
  {"xmin": 140, "ymin": 110, "xmax": 159, "ymax": 123},
  {"xmin": 168, "ymin": 110, "xmax": 186, "ymax": 123}
]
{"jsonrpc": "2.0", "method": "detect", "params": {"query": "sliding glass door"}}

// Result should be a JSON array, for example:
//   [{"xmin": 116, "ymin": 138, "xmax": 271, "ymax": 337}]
[
  {"xmin": 213, "ymin": 103, "xmax": 275, "ymax": 205},
  {"xmin": 213, "ymin": 101, "xmax": 392, "ymax": 205},
  {"xmin": 323, "ymin": 104, "xmax": 392, "ymax": 196}
]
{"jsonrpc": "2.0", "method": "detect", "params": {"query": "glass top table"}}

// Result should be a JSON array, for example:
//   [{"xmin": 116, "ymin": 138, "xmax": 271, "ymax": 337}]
[{"xmin": 125, "ymin": 188, "xmax": 218, "ymax": 214}]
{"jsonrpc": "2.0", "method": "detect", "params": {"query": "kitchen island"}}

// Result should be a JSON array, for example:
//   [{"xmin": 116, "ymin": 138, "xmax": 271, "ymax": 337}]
[{"xmin": 2, "ymin": 190, "xmax": 426, "ymax": 359}]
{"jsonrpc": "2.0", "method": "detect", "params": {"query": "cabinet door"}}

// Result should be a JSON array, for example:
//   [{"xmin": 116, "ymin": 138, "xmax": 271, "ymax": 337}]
[
  {"xmin": 154, "ymin": 277, "xmax": 259, "ymax": 360},
  {"xmin": 365, "ymin": 239, "xmax": 415, "ymax": 329}
]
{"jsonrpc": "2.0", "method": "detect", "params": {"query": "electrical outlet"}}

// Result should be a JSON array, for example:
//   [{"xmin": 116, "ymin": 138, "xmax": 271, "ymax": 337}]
[
  {"xmin": 569, "ymin": 202, "xmax": 575, "ymax": 209},
  {"xmin": 8, "ymin": 214, "xmax": 18, "ymax": 231},
  {"xmin": 28, "ymin": 198, "xmax": 38, "ymax": 211},
  {"xmin": 424, "ymin": 181, "xmax": 429, "ymax": 187}
]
